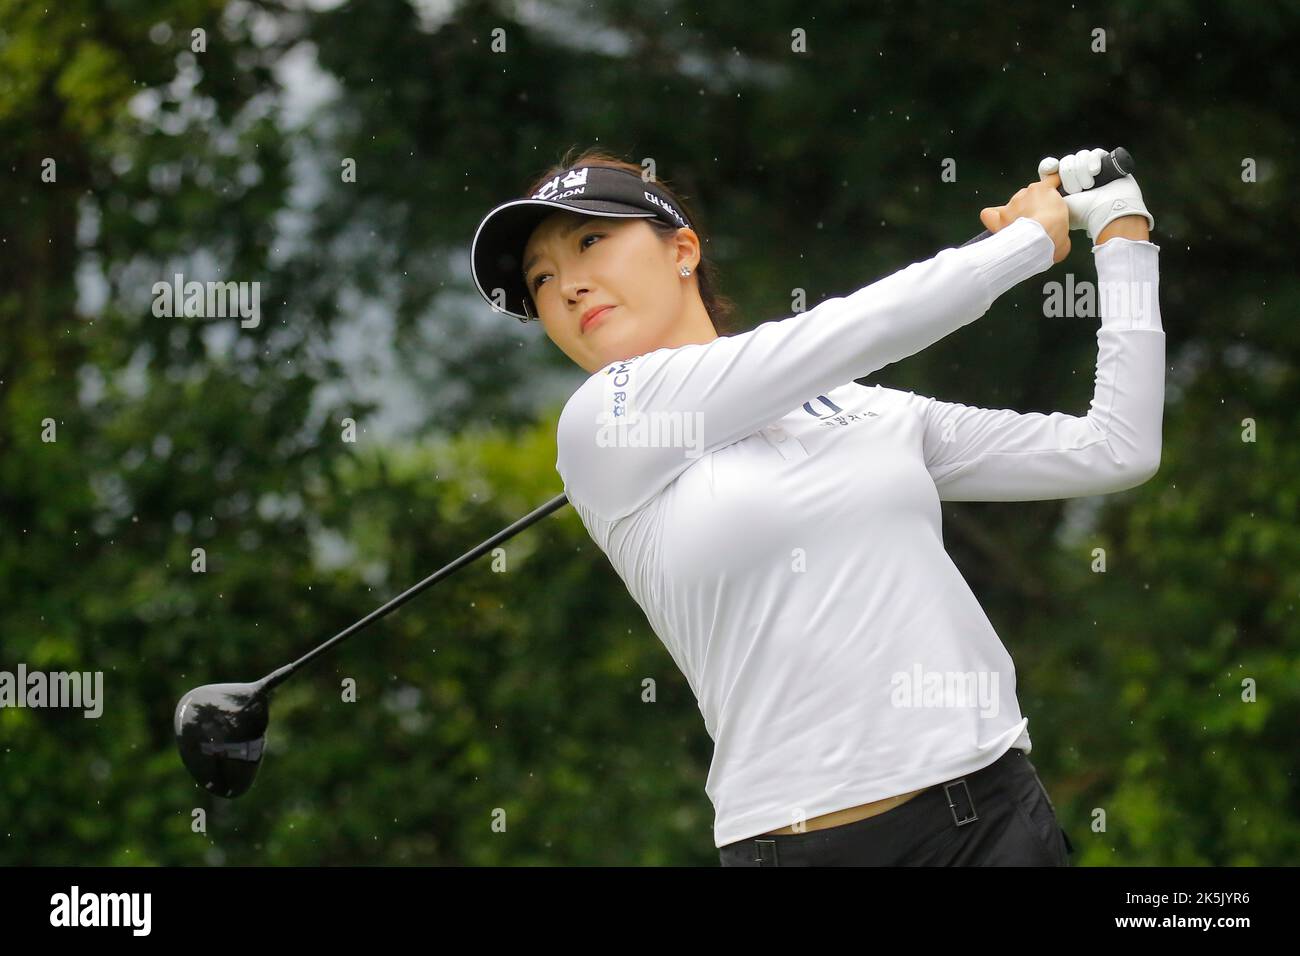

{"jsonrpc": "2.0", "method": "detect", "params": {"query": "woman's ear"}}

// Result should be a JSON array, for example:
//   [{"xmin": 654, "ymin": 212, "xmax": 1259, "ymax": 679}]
[{"xmin": 674, "ymin": 227, "xmax": 701, "ymax": 272}]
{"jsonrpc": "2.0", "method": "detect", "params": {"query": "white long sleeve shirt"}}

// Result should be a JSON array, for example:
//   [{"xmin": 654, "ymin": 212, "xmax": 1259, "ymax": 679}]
[{"xmin": 554, "ymin": 216, "xmax": 1165, "ymax": 847}]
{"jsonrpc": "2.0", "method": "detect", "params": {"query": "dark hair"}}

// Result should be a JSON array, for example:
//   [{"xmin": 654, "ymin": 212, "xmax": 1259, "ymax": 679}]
[{"xmin": 520, "ymin": 147, "xmax": 740, "ymax": 335}]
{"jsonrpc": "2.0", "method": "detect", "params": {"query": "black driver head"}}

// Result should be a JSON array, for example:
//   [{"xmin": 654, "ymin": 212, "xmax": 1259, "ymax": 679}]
[{"xmin": 174, "ymin": 681, "xmax": 271, "ymax": 798}]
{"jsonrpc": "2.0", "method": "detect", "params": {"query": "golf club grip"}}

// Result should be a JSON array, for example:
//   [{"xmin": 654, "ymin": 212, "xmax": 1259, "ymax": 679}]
[{"xmin": 959, "ymin": 147, "xmax": 1134, "ymax": 247}]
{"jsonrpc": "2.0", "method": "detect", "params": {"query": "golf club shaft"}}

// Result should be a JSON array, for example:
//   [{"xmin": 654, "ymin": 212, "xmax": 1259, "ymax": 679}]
[
  {"xmin": 960, "ymin": 147, "xmax": 1133, "ymax": 247},
  {"xmin": 261, "ymin": 491, "xmax": 571, "ymax": 692}
]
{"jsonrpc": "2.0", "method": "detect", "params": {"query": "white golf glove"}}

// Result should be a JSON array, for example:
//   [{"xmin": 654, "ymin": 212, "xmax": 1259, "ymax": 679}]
[{"xmin": 1038, "ymin": 148, "xmax": 1154, "ymax": 241}]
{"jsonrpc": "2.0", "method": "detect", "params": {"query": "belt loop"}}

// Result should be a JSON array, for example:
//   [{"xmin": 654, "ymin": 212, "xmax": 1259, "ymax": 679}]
[
  {"xmin": 943, "ymin": 778, "xmax": 979, "ymax": 826},
  {"xmin": 751, "ymin": 838, "xmax": 779, "ymax": 866}
]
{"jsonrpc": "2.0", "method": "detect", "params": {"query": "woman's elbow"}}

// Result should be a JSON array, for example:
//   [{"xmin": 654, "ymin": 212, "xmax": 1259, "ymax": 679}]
[{"xmin": 1115, "ymin": 451, "xmax": 1161, "ymax": 491}]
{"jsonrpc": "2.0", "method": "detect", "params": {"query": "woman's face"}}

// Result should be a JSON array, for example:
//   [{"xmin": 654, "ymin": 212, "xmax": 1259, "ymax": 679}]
[{"xmin": 520, "ymin": 210, "xmax": 708, "ymax": 373}]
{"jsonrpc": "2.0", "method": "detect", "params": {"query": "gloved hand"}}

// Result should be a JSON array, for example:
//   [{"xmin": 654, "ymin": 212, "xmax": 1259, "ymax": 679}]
[{"xmin": 1038, "ymin": 148, "xmax": 1154, "ymax": 241}]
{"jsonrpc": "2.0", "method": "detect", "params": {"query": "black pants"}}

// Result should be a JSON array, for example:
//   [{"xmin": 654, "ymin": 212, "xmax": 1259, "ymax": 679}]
[{"xmin": 718, "ymin": 747, "xmax": 1074, "ymax": 866}]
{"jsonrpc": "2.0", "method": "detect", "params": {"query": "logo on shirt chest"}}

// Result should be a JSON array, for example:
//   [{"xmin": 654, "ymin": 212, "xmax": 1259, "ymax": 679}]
[{"xmin": 800, "ymin": 393, "xmax": 882, "ymax": 431}]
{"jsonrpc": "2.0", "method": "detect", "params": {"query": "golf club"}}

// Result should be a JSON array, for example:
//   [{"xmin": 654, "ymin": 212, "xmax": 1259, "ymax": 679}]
[
  {"xmin": 174, "ymin": 146, "xmax": 1133, "ymax": 798},
  {"xmin": 174, "ymin": 490, "xmax": 571, "ymax": 797}
]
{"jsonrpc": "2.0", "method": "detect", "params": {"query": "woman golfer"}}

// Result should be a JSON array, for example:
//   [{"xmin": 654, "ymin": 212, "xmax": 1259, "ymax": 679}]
[{"xmin": 471, "ymin": 147, "xmax": 1162, "ymax": 866}]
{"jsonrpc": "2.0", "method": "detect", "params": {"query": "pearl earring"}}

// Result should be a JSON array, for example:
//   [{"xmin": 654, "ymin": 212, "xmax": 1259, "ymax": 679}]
[{"xmin": 680, "ymin": 266, "xmax": 692, "ymax": 277}]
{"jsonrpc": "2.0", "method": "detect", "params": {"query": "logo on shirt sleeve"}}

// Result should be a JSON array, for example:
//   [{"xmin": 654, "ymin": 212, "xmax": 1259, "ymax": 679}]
[
  {"xmin": 596, "ymin": 357, "xmax": 704, "ymax": 457},
  {"xmin": 602, "ymin": 358, "xmax": 635, "ymax": 422}
]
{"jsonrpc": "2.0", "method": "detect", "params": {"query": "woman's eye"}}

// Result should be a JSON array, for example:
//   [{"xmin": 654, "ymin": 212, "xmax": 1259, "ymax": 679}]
[{"xmin": 531, "ymin": 233, "xmax": 603, "ymax": 291}]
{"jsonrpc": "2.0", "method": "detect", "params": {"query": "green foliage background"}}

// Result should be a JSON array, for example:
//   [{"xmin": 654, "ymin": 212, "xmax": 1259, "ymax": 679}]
[{"xmin": 1, "ymin": 0, "xmax": 1296, "ymax": 865}]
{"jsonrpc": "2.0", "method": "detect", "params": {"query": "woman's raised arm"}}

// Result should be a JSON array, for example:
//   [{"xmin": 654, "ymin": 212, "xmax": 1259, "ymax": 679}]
[
  {"xmin": 557, "ymin": 216, "xmax": 1057, "ymax": 523},
  {"xmin": 915, "ymin": 236, "xmax": 1164, "ymax": 501}
]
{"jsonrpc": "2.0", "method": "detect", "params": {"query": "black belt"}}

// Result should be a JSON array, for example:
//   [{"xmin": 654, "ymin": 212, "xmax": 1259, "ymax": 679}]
[{"xmin": 727, "ymin": 746, "xmax": 1029, "ymax": 866}]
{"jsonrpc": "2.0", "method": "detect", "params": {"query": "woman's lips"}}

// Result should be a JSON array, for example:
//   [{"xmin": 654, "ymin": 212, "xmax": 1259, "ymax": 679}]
[{"xmin": 581, "ymin": 305, "xmax": 614, "ymax": 332}]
